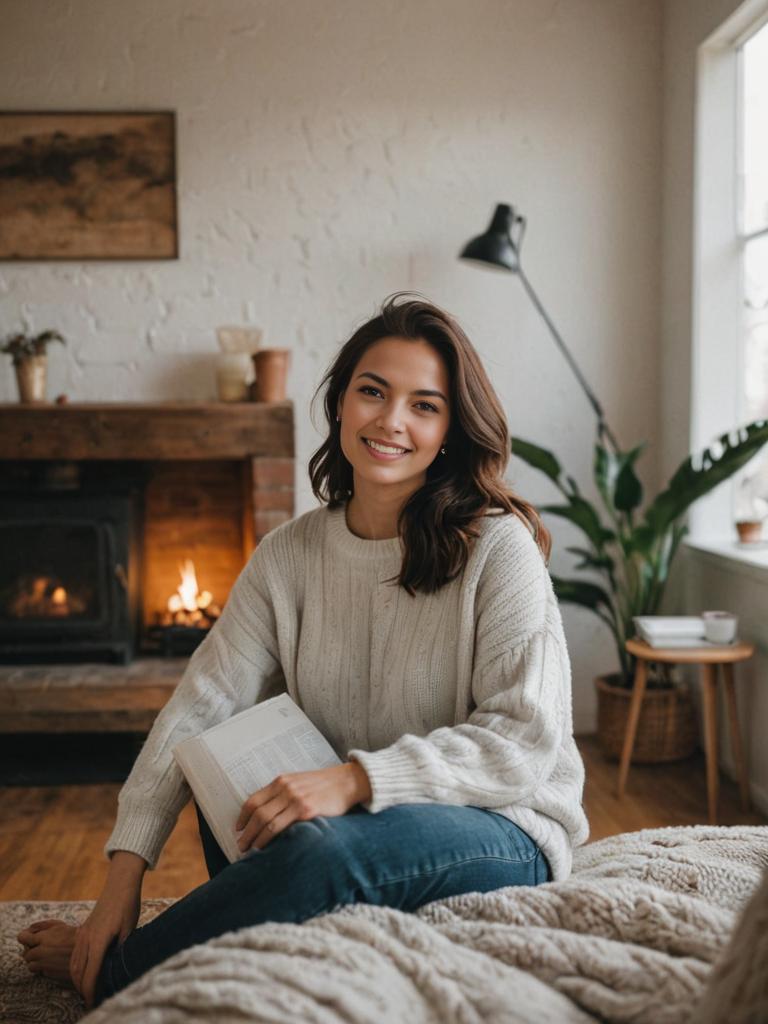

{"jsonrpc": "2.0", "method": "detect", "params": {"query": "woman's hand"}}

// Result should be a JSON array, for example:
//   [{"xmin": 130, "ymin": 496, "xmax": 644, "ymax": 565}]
[
  {"xmin": 70, "ymin": 851, "xmax": 146, "ymax": 1009},
  {"xmin": 235, "ymin": 761, "xmax": 372, "ymax": 853}
]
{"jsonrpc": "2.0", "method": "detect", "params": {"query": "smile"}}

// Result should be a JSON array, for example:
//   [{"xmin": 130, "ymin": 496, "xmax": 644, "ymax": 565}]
[{"xmin": 362, "ymin": 438, "xmax": 410, "ymax": 458}]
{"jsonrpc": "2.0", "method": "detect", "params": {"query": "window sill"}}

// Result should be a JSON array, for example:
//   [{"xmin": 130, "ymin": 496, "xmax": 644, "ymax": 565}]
[{"xmin": 684, "ymin": 537, "xmax": 768, "ymax": 583}]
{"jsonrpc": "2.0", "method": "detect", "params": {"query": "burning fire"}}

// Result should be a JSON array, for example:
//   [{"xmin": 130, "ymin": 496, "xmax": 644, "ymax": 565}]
[
  {"xmin": 156, "ymin": 559, "xmax": 221, "ymax": 629},
  {"xmin": 9, "ymin": 576, "xmax": 86, "ymax": 618}
]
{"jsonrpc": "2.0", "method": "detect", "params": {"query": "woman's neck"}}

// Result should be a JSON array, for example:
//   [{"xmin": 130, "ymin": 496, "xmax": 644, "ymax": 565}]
[{"xmin": 345, "ymin": 485, "xmax": 414, "ymax": 540}]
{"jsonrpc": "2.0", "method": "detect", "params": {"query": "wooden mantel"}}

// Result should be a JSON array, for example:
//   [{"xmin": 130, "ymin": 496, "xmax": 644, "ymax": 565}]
[{"xmin": 0, "ymin": 401, "xmax": 294, "ymax": 460}]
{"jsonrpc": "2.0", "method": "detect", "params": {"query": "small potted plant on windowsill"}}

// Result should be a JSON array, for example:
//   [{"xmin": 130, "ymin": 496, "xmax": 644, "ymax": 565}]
[
  {"xmin": 511, "ymin": 419, "xmax": 768, "ymax": 761},
  {"xmin": 734, "ymin": 474, "xmax": 768, "ymax": 544},
  {"xmin": 1, "ymin": 330, "xmax": 66, "ymax": 404}
]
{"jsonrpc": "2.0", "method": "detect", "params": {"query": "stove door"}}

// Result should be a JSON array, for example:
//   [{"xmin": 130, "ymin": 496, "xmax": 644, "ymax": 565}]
[{"xmin": 0, "ymin": 519, "xmax": 110, "ymax": 635}]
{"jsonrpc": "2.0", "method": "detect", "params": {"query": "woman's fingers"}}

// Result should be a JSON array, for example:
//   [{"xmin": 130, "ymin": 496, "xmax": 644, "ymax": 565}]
[
  {"xmin": 71, "ymin": 931, "xmax": 107, "ymax": 1008},
  {"xmin": 69, "ymin": 931, "xmax": 88, "ymax": 991},
  {"xmin": 252, "ymin": 804, "xmax": 297, "ymax": 850},
  {"xmin": 237, "ymin": 796, "xmax": 292, "ymax": 852},
  {"xmin": 235, "ymin": 784, "xmax": 273, "ymax": 832},
  {"xmin": 82, "ymin": 953, "xmax": 101, "ymax": 1009}
]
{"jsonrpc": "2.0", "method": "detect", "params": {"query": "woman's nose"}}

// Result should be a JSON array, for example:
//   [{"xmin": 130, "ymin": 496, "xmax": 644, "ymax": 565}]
[{"xmin": 376, "ymin": 404, "xmax": 406, "ymax": 432}]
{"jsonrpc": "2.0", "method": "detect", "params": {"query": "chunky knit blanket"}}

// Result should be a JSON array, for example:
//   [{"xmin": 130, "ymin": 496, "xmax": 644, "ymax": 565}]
[{"xmin": 2, "ymin": 825, "xmax": 767, "ymax": 1024}]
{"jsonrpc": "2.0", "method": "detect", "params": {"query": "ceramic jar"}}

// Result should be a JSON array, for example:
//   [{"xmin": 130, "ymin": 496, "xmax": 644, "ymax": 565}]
[{"xmin": 252, "ymin": 348, "xmax": 291, "ymax": 402}]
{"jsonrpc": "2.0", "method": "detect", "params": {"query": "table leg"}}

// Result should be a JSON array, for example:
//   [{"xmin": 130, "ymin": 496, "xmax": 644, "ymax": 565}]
[
  {"xmin": 700, "ymin": 663, "xmax": 719, "ymax": 825},
  {"xmin": 722, "ymin": 662, "xmax": 751, "ymax": 811},
  {"xmin": 617, "ymin": 658, "xmax": 647, "ymax": 798}
]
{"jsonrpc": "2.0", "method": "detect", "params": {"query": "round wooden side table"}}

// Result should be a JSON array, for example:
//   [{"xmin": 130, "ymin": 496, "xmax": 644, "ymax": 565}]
[{"xmin": 619, "ymin": 637, "xmax": 754, "ymax": 824}]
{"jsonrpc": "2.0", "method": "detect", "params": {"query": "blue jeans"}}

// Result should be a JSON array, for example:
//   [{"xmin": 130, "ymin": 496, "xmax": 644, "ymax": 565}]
[{"xmin": 96, "ymin": 803, "xmax": 550, "ymax": 1003}]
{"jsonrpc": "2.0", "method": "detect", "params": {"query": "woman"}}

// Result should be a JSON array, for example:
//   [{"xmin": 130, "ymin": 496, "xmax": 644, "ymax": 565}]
[{"xmin": 19, "ymin": 294, "xmax": 589, "ymax": 1007}]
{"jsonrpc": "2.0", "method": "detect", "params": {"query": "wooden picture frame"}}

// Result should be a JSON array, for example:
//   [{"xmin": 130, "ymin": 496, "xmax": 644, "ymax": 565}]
[{"xmin": 0, "ymin": 111, "xmax": 178, "ymax": 260}]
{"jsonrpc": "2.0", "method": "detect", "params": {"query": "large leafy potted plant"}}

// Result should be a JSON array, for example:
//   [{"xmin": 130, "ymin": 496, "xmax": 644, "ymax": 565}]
[{"xmin": 511, "ymin": 420, "xmax": 768, "ymax": 760}]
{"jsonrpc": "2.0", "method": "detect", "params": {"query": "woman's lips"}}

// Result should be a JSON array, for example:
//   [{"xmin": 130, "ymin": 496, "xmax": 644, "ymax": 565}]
[{"xmin": 361, "ymin": 438, "xmax": 410, "ymax": 460}]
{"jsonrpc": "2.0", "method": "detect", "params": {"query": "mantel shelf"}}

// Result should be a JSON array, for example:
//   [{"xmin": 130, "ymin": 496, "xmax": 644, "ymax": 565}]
[{"xmin": 0, "ymin": 401, "xmax": 294, "ymax": 460}]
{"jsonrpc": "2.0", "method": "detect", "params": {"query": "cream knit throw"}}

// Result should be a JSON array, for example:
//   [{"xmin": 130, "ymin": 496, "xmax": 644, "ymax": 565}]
[
  {"xmin": 3, "ymin": 825, "xmax": 766, "ymax": 1023},
  {"xmin": 106, "ymin": 505, "xmax": 588, "ymax": 881}
]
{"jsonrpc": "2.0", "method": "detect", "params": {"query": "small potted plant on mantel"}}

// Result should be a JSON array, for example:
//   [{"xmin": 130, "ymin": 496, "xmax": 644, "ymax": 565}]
[
  {"xmin": 1, "ymin": 330, "xmax": 66, "ymax": 404},
  {"xmin": 511, "ymin": 420, "xmax": 768, "ymax": 762}
]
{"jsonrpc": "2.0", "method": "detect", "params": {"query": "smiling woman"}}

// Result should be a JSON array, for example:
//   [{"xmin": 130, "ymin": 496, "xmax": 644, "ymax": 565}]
[
  {"xmin": 309, "ymin": 293, "xmax": 551, "ymax": 592},
  {"xmin": 19, "ymin": 294, "xmax": 587, "ymax": 1009}
]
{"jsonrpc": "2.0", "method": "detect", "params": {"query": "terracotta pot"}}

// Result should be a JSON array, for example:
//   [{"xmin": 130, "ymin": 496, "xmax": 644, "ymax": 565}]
[
  {"xmin": 15, "ymin": 355, "xmax": 48, "ymax": 403},
  {"xmin": 252, "ymin": 348, "xmax": 291, "ymax": 402},
  {"xmin": 595, "ymin": 672, "xmax": 698, "ymax": 763},
  {"xmin": 735, "ymin": 519, "xmax": 763, "ymax": 544}
]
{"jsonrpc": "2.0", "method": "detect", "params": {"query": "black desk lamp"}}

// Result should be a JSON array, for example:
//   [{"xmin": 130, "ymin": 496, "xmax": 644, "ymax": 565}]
[{"xmin": 459, "ymin": 203, "xmax": 620, "ymax": 453}]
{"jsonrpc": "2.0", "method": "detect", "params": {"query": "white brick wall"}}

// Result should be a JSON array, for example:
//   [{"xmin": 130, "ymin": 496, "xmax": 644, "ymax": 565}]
[{"xmin": 0, "ymin": 0, "xmax": 664, "ymax": 731}]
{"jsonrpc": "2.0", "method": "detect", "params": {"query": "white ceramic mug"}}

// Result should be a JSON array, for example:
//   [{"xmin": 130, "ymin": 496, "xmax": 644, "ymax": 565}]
[{"xmin": 702, "ymin": 610, "xmax": 738, "ymax": 644}]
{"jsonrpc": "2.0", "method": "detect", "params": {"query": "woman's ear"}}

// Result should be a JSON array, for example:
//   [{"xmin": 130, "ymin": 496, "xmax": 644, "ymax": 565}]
[{"xmin": 336, "ymin": 391, "xmax": 345, "ymax": 421}]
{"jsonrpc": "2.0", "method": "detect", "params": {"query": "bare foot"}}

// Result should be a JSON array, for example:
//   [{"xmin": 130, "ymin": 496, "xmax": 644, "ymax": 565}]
[{"xmin": 18, "ymin": 919, "xmax": 77, "ymax": 987}]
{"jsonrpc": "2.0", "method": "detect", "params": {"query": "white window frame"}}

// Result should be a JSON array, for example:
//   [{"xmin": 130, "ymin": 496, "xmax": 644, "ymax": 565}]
[{"xmin": 688, "ymin": 1, "xmax": 768, "ymax": 572}]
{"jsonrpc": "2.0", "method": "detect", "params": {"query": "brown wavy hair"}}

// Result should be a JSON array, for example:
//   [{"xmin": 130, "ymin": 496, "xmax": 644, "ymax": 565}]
[{"xmin": 308, "ymin": 293, "xmax": 550, "ymax": 594}]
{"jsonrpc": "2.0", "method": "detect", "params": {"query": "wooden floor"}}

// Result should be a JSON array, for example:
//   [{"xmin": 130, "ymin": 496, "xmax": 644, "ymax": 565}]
[{"xmin": 0, "ymin": 735, "xmax": 765, "ymax": 902}]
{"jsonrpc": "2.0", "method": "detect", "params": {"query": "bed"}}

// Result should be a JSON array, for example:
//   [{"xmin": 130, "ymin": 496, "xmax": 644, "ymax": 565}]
[{"xmin": 2, "ymin": 824, "xmax": 767, "ymax": 1024}]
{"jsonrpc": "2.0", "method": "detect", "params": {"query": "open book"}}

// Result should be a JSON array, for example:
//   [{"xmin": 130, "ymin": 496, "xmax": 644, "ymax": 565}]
[{"xmin": 173, "ymin": 693, "xmax": 342, "ymax": 863}]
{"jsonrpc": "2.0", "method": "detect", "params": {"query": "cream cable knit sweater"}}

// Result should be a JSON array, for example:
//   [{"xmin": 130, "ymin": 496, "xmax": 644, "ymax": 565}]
[{"xmin": 106, "ymin": 504, "xmax": 589, "ymax": 880}]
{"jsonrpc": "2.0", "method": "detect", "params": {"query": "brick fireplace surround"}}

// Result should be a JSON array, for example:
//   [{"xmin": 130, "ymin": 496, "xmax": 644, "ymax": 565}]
[{"xmin": 0, "ymin": 401, "xmax": 294, "ymax": 733}]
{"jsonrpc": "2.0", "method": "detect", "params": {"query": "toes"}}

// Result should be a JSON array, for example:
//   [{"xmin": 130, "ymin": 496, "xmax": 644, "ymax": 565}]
[{"xmin": 18, "ymin": 920, "xmax": 61, "ymax": 944}]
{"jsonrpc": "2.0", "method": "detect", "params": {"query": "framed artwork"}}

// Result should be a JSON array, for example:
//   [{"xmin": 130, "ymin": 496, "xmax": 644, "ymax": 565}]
[{"xmin": 0, "ymin": 111, "xmax": 178, "ymax": 260}]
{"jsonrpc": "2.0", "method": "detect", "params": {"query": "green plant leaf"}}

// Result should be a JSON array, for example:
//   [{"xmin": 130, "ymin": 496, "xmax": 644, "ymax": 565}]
[
  {"xmin": 551, "ymin": 575, "xmax": 614, "ymax": 613},
  {"xmin": 644, "ymin": 420, "xmax": 768, "ymax": 534},
  {"xmin": 593, "ymin": 442, "xmax": 645, "ymax": 513},
  {"xmin": 614, "ymin": 447, "xmax": 644, "ymax": 511},
  {"xmin": 565, "ymin": 546, "xmax": 615, "ymax": 573},
  {"xmin": 593, "ymin": 445, "xmax": 613, "ymax": 509},
  {"xmin": 542, "ymin": 498, "xmax": 614, "ymax": 550},
  {"xmin": 624, "ymin": 523, "xmax": 656, "ymax": 558},
  {"xmin": 510, "ymin": 437, "xmax": 564, "ymax": 488}
]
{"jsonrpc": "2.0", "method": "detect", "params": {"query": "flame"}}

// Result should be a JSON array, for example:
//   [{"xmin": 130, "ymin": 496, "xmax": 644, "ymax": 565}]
[
  {"xmin": 160, "ymin": 559, "xmax": 220, "ymax": 629},
  {"xmin": 7, "ymin": 577, "xmax": 86, "ymax": 618},
  {"xmin": 177, "ymin": 559, "xmax": 199, "ymax": 613}
]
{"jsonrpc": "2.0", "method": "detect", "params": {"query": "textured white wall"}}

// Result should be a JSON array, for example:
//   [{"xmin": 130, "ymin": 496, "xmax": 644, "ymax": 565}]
[{"xmin": 0, "ymin": 0, "xmax": 663, "ymax": 733}]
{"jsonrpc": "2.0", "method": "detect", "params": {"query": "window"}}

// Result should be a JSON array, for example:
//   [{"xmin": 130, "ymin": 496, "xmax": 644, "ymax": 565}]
[
  {"xmin": 689, "ymin": 6, "xmax": 768, "ymax": 555},
  {"xmin": 738, "ymin": 22, "xmax": 768, "ymax": 523}
]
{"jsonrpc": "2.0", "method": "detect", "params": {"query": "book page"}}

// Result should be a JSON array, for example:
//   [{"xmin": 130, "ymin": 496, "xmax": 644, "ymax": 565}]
[
  {"xmin": 221, "ymin": 723, "xmax": 341, "ymax": 799},
  {"xmin": 200, "ymin": 694, "xmax": 342, "ymax": 801}
]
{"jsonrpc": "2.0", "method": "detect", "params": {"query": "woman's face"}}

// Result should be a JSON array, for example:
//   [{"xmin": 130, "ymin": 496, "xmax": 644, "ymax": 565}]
[{"xmin": 337, "ymin": 336, "xmax": 451, "ymax": 497}]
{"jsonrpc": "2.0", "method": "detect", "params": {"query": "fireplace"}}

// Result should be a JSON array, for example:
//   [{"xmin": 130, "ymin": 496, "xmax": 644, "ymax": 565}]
[
  {"xmin": 0, "ymin": 469, "xmax": 141, "ymax": 664},
  {"xmin": 0, "ymin": 402, "xmax": 294, "ymax": 733}
]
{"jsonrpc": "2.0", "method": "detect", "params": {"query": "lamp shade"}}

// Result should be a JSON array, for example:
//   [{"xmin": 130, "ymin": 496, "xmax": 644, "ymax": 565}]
[{"xmin": 459, "ymin": 203, "xmax": 520, "ymax": 272}]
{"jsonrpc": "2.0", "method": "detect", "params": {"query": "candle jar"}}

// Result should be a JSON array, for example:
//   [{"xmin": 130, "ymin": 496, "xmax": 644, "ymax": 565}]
[{"xmin": 216, "ymin": 353, "xmax": 251, "ymax": 402}]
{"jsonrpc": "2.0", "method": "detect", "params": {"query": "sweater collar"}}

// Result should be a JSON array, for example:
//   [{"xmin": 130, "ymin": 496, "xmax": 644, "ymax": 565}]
[{"xmin": 326, "ymin": 503, "xmax": 404, "ymax": 564}]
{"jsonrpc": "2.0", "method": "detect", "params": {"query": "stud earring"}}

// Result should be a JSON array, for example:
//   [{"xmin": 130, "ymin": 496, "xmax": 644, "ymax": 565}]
[{"xmin": 440, "ymin": 446, "xmax": 447, "ymax": 455}]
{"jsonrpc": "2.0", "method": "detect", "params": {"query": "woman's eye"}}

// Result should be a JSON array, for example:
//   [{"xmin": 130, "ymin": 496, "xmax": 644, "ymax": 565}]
[{"xmin": 358, "ymin": 386, "xmax": 437, "ymax": 413}]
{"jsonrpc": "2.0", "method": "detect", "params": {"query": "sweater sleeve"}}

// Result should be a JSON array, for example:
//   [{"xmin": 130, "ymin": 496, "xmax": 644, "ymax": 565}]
[
  {"xmin": 347, "ymin": 519, "xmax": 569, "ymax": 813},
  {"xmin": 105, "ymin": 535, "xmax": 287, "ymax": 868}
]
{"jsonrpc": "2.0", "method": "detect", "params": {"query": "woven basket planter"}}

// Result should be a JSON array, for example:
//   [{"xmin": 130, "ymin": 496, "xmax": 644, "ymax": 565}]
[{"xmin": 596, "ymin": 673, "xmax": 699, "ymax": 763}]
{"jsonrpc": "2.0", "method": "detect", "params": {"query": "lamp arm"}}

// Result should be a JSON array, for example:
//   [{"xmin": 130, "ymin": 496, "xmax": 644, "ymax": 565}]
[{"xmin": 516, "ymin": 266, "xmax": 620, "ymax": 453}]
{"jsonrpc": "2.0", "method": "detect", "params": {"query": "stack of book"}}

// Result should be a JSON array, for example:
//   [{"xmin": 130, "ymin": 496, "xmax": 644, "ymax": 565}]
[{"xmin": 633, "ymin": 616, "xmax": 708, "ymax": 648}]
